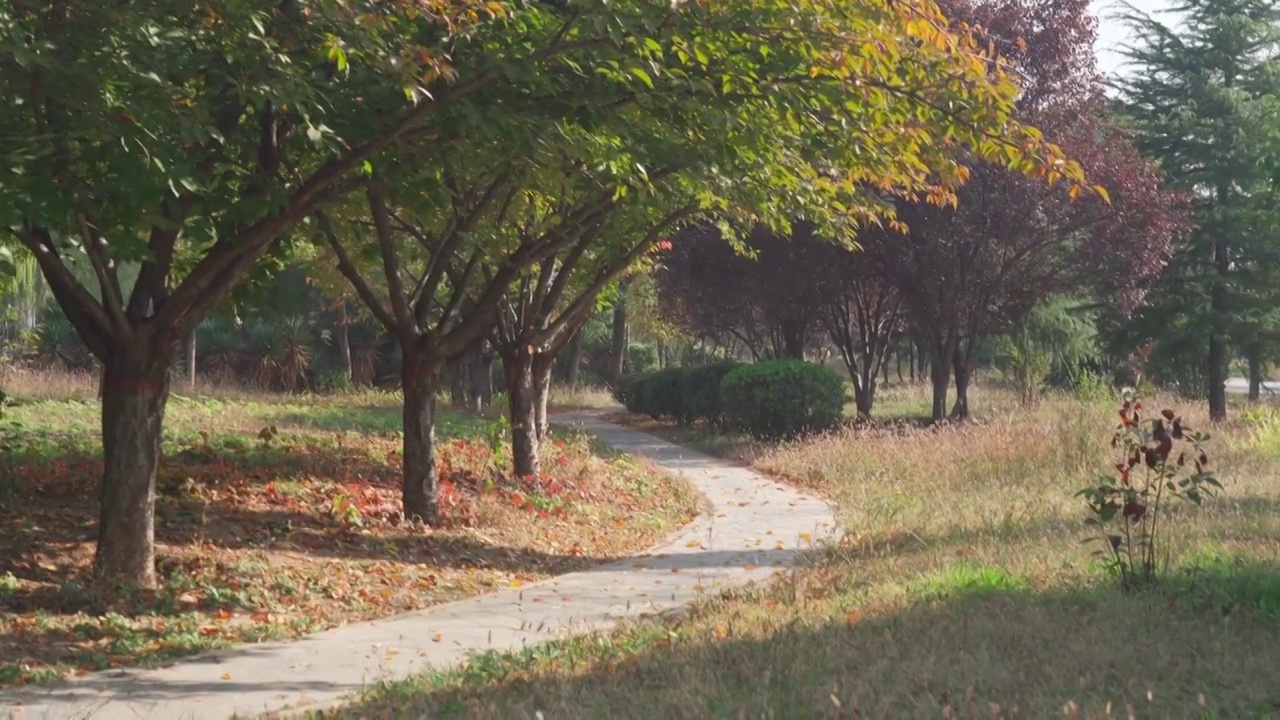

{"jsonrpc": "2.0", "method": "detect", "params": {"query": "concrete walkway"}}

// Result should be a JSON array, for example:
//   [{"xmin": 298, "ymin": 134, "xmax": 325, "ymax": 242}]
[{"xmin": 2, "ymin": 412, "xmax": 840, "ymax": 719}]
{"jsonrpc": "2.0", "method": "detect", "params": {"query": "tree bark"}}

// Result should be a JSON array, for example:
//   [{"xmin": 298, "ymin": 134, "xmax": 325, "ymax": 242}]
[
  {"xmin": 608, "ymin": 293, "xmax": 629, "ymax": 386},
  {"xmin": 534, "ymin": 353, "xmax": 554, "ymax": 442},
  {"xmin": 929, "ymin": 343, "xmax": 951, "ymax": 423},
  {"xmin": 782, "ymin": 322, "xmax": 806, "ymax": 360},
  {"xmin": 854, "ymin": 383, "xmax": 874, "ymax": 419},
  {"xmin": 950, "ymin": 346, "xmax": 971, "ymax": 421},
  {"xmin": 1248, "ymin": 344, "xmax": 1263, "ymax": 403},
  {"xmin": 337, "ymin": 301, "xmax": 353, "ymax": 383},
  {"xmin": 472, "ymin": 345, "xmax": 494, "ymax": 410},
  {"xmin": 185, "ymin": 331, "xmax": 197, "ymax": 391},
  {"xmin": 448, "ymin": 357, "xmax": 467, "ymax": 407},
  {"xmin": 96, "ymin": 352, "xmax": 172, "ymax": 588},
  {"xmin": 565, "ymin": 328, "xmax": 584, "ymax": 388},
  {"xmin": 401, "ymin": 349, "xmax": 441, "ymax": 524},
  {"xmin": 504, "ymin": 348, "xmax": 540, "ymax": 478}
]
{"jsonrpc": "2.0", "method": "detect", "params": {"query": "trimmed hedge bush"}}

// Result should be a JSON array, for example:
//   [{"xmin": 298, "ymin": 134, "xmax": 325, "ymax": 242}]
[
  {"xmin": 681, "ymin": 361, "xmax": 741, "ymax": 427},
  {"xmin": 720, "ymin": 360, "xmax": 845, "ymax": 440},
  {"xmin": 614, "ymin": 361, "xmax": 743, "ymax": 426},
  {"xmin": 613, "ymin": 371, "xmax": 653, "ymax": 413},
  {"xmin": 640, "ymin": 368, "xmax": 685, "ymax": 420}
]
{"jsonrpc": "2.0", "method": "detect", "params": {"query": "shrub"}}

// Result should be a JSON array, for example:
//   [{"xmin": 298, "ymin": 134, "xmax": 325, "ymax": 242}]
[
  {"xmin": 1078, "ymin": 389, "xmax": 1221, "ymax": 590},
  {"xmin": 721, "ymin": 360, "xmax": 845, "ymax": 440},
  {"xmin": 681, "ymin": 361, "xmax": 741, "ymax": 427},
  {"xmin": 612, "ymin": 372, "xmax": 653, "ymax": 414},
  {"xmin": 627, "ymin": 343, "xmax": 659, "ymax": 374},
  {"xmin": 640, "ymin": 367, "xmax": 686, "ymax": 420}
]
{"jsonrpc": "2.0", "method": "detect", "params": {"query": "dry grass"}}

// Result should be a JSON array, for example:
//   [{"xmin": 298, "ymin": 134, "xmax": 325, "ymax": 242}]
[
  {"xmin": 0, "ymin": 371, "xmax": 698, "ymax": 687},
  {"xmin": 548, "ymin": 383, "xmax": 618, "ymax": 411},
  {"xmin": 329, "ymin": 385, "xmax": 1280, "ymax": 719}
]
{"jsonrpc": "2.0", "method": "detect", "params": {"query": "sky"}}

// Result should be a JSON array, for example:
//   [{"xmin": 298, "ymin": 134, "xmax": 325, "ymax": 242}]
[{"xmin": 1091, "ymin": 0, "xmax": 1180, "ymax": 76}]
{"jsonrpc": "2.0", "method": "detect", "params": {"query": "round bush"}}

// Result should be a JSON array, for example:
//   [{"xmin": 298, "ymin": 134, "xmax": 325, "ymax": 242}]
[
  {"xmin": 681, "ymin": 361, "xmax": 742, "ymax": 427},
  {"xmin": 721, "ymin": 360, "xmax": 845, "ymax": 440}
]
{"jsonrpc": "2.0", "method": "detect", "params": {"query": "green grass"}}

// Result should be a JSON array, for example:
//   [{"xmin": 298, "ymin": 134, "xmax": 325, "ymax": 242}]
[{"xmin": 320, "ymin": 384, "xmax": 1280, "ymax": 719}]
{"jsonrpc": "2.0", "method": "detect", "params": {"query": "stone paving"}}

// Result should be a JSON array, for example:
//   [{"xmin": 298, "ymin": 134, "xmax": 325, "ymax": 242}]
[{"xmin": 1, "ymin": 411, "xmax": 840, "ymax": 719}]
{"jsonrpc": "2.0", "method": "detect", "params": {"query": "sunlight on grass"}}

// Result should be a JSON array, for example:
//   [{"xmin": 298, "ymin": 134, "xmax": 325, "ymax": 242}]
[
  {"xmin": 324, "ymin": 383, "xmax": 1280, "ymax": 719},
  {"xmin": 0, "ymin": 371, "xmax": 697, "ymax": 687}
]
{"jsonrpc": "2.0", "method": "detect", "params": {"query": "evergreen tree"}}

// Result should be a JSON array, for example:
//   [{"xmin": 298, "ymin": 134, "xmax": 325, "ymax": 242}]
[{"xmin": 1116, "ymin": 0, "xmax": 1280, "ymax": 420}]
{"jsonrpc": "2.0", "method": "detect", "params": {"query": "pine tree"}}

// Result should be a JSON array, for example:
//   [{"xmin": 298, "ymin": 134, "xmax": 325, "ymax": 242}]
[{"xmin": 1116, "ymin": 0, "xmax": 1280, "ymax": 420}]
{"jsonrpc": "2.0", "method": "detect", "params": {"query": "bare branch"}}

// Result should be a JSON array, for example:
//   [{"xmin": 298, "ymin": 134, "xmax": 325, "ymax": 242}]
[{"xmin": 315, "ymin": 212, "xmax": 400, "ymax": 335}]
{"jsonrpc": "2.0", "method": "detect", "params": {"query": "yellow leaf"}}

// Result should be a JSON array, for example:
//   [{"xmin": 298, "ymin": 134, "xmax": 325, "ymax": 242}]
[
  {"xmin": 1068, "ymin": 185, "xmax": 1081, "ymax": 201},
  {"xmin": 713, "ymin": 625, "xmax": 728, "ymax": 639},
  {"xmin": 1093, "ymin": 184, "xmax": 1112, "ymax": 204},
  {"xmin": 220, "ymin": 673, "xmax": 231, "ymax": 681}
]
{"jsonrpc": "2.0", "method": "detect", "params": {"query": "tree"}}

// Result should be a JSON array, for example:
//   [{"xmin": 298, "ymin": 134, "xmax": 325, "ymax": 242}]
[
  {"xmin": 658, "ymin": 222, "xmax": 830, "ymax": 361},
  {"xmin": 860, "ymin": 0, "xmax": 1185, "ymax": 422},
  {"xmin": 994, "ymin": 295, "xmax": 1099, "ymax": 405},
  {"xmin": 1114, "ymin": 0, "xmax": 1280, "ymax": 421},
  {"xmin": 492, "ymin": 200, "xmax": 694, "ymax": 478},
  {"xmin": 322, "ymin": 0, "xmax": 1093, "ymax": 524},
  {"xmin": 0, "ymin": 0, "xmax": 523, "ymax": 586},
  {"xmin": 812, "ymin": 238, "xmax": 903, "ymax": 417}
]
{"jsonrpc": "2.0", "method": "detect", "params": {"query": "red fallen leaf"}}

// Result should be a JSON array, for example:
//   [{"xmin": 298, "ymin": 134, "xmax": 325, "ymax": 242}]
[
  {"xmin": 215, "ymin": 608, "xmax": 232, "ymax": 621},
  {"xmin": 251, "ymin": 611, "xmax": 271, "ymax": 623}
]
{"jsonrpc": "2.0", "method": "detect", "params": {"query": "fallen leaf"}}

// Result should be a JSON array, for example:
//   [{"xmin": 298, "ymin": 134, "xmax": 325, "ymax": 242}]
[
  {"xmin": 713, "ymin": 625, "xmax": 728, "ymax": 639},
  {"xmin": 251, "ymin": 611, "xmax": 271, "ymax": 623},
  {"xmin": 432, "ymin": 633, "xmax": 442, "ymax": 642},
  {"xmin": 220, "ymin": 673, "xmax": 231, "ymax": 681}
]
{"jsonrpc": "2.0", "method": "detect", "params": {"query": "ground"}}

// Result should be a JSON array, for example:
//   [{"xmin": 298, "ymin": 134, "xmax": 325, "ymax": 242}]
[
  {"xmin": 326, "ymin": 382, "xmax": 1280, "ymax": 719},
  {"xmin": 0, "ymin": 370, "xmax": 697, "ymax": 687}
]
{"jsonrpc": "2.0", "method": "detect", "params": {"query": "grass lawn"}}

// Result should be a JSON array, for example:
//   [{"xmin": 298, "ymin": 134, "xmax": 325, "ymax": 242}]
[
  {"xmin": 0, "ymin": 370, "xmax": 697, "ymax": 687},
  {"xmin": 327, "ymin": 383, "xmax": 1280, "ymax": 719}
]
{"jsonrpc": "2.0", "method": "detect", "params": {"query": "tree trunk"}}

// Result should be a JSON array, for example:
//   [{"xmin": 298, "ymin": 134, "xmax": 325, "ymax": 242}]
[
  {"xmin": 448, "ymin": 357, "xmax": 467, "ymax": 408},
  {"xmin": 533, "ymin": 353, "xmax": 554, "ymax": 442},
  {"xmin": 782, "ymin": 322, "xmax": 806, "ymax": 360},
  {"xmin": 854, "ymin": 383, "xmax": 874, "ymax": 419},
  {"xmin": 908, "ymin": 342, "xmax": 916, "ymax": 383},
  {"xmin": 471, "ymin": 343, "xmax": 488, "ymax": 407},
  {"xmin": 929, "ymin": 344, "xmax": 951, "ymax": 423},
  {"xmin": 185, "ymin": 331, "xmax": 197, "ymax": 391},
  {"xmin": 565, "ymin": 328, "xmax": 584, "ymax": 388},
  {"xmin": 96, "ymin": 352, "xmax": 172, "ymax": 588},
  {"xmin": 608, "ymin": 294, "xmax": 629, "ymax": 386},
  {"xmin": 504, "ymin": 349, "xmax": 540, "ymax": 478},
  {"xmin": 1208, "ymin": 207, "xmax": 1229, "ymax": 422},
  {"xmin": 950, "ymin": 347, "xmax": 971, "ymax": 421},
  {"xmin": 337, "ymin": 301, "xmax": 353, "ymax": 382},
  {"xmin": 1248, "ymin": 344, "xmax": 1263, "ymax": 403},
  {"xmin": 401, "ymin": 350, "xmax": 441, "ymax": 524}
]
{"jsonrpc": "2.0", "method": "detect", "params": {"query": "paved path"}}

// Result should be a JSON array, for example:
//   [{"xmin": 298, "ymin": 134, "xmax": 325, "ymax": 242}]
[
  {"xmin": 1225, "ymin": 377, "xmax": 1280, "ymax": 396},
  {"xmin": 2, "ymin": 411, "xmax": 839, "ymax": 719}
]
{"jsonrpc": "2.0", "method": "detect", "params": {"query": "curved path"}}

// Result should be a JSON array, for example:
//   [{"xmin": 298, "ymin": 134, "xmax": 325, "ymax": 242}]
[{"xmin": 1, "ymin": 412, "xmax": 839, "ymax": 719}]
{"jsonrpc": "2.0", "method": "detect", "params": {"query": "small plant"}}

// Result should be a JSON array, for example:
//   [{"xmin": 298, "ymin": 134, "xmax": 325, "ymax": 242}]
[
  {"xmin": 1078, "ymin": 389, "xmax": 1221, "ymax": 589},
  {"xmin": 256, "ymin": 424, "xmax": 280, "ymax": 447},
  {"xmin": 1240, "ymin": 406, "xmax": 1280, "ymax": 455}
]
